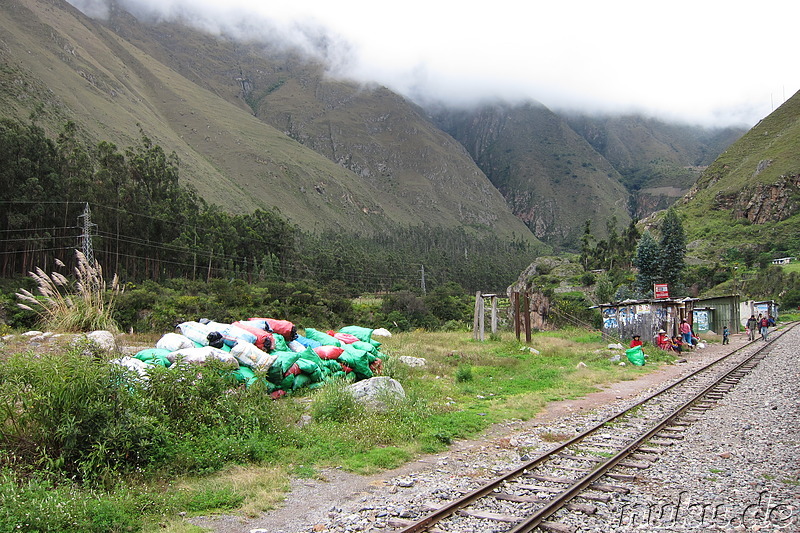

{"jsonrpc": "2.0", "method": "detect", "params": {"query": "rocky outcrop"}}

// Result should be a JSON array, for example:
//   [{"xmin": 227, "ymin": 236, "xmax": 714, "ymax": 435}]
[{"xmin": 713, "ymin": 174, "xmax": 800, "ymax": 224}]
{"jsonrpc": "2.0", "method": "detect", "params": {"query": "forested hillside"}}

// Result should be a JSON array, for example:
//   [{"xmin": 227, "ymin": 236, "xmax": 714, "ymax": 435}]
[{"xmin": 0, "ymin": 118, "xmax": 538, "ymax": 294}]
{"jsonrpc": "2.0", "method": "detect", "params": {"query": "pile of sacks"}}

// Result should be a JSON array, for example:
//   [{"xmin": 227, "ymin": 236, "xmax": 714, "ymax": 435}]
[{"xmin": 113, "ymin": 318, "xmax": 391, "ymax": 398}]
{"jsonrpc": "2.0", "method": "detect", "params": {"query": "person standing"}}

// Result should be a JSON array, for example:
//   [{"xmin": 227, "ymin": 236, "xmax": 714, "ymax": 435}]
[
  {"xmin": 746, "ymin": 315, "xmax": 758, "ymax": 341},
  {"xmin": 679, "ymin": 319, "xmax": 693, "ymax": 348},
  {"xmin": 630, "ymin": 335, "xmax": 643, "ymax": 348},
  {"xmin": 722, "ymin": 325, "xmax": 730, "ymax": 345}
]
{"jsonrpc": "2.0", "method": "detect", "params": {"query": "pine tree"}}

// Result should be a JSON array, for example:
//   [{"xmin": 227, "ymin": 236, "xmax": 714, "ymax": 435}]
[
  {"xmin": 659, "ymin": 208, "xmax": 687, "ymax": 293},
  {"xmin": 634, "ymin": 230, "xmax": 660, "ymax": 297}
]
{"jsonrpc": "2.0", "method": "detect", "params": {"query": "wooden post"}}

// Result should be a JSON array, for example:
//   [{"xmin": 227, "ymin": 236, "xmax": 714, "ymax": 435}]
[
  {"xmin": 490, "ymin": 295, "xmax": 498, "ymax": 334},
  {"xmin": 523, "ymin": 290, "xmax": 532, "ymax": 343},
  {"xmin": 473, "ymin": 291, "xmax": 482, "ymax": 341}
]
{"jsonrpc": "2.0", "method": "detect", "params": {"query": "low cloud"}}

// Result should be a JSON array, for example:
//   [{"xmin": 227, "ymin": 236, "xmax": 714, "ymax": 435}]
[{"xmin": 67, "ymin": 0, "xmax": 798, "ymax": 128}]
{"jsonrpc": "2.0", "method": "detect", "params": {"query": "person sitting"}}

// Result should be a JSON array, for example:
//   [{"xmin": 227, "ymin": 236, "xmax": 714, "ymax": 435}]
[
  {"xmin": 630, "ymin": 335, "xmax": 643, "ymax": 348},
  {"xmin": 656, "ymin": 330, "xmax": 671, "ymax": 350},
  {"xmin": 670, "ymin": 336, "xmax": 683, "ymax": 354}
]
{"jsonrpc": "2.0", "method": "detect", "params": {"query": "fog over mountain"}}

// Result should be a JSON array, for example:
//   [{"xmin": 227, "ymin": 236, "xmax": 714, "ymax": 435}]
[{"xmin": 66, "ymin": 0, "xmax": 797, "ymax": 128}]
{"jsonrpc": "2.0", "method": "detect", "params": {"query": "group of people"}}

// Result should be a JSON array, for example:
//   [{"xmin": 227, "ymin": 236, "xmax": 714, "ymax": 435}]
[
  {"xmin": 745, "ymin": 313, "xmax": 775, "ymax": 341},
  {"xmin": 652, "ymin": 328, "xmax": 695, "ymax": 354},
  {"xmin": 630, "ymin": 312, "xmax": 776, "ymax": 353}
]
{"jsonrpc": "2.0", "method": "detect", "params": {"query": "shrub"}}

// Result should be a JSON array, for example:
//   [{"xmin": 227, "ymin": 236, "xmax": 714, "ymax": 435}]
[
  {"xmin": 454, "ymin": 364, "xmax": 473, "ymax": 382},
  {"xmin": 311, "ymin": 377, "xmax": 364, "ymax": 423}
]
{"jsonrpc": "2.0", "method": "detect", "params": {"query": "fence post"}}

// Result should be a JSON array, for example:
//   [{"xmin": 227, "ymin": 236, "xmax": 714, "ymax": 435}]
[
  {"xmin": 490, "ymin": 295, "xmax": 498, "ymax": 334},
  {"xmin": 523, "ymin": 290, "xmax": 532, "ymax": 343},
  {"xmin": 473, "ymin": 291, "xmax": 483, "ymax": 341}
]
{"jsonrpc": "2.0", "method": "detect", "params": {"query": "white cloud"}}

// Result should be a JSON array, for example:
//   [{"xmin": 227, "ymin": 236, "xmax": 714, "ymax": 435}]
[{"xmin": 69, "ymin": 0, "xmax": 799, "ymax": 127}]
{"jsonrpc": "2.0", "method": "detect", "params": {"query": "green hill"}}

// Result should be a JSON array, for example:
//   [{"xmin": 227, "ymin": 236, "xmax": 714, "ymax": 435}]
[
  {"xmin": 0, "ymin": 0, "xmax": 538, "ymax": 244},
  {"xmin": 431, "ymin": 101, "xmax": 632, "ymax": 249},
  {"xmin": 674, "ymin": 90, "xmax": 800, "ymax": 263}
]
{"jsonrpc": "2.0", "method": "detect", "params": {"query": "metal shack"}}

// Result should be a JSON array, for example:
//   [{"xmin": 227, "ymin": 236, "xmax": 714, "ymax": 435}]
[
  {"xmin": 692, "ymin": 295, "xmax": 741, "ymax": 335},
  {"xmin": 596, "ymin": 297, "xmax": 697, "ymax": 344},
  {"xmin": 739, "ymin": 299, "xmax": 779, "ymax": 328}
]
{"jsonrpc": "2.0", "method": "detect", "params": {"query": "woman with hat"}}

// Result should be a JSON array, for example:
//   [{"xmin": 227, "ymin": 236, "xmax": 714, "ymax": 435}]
[
  {"xmin": 656, "ymin": 329, "xmax": 671, "ymax": 350},
  {"xmin": 629, "ymin": 334, "xmax": 643, "ymax": 348}
]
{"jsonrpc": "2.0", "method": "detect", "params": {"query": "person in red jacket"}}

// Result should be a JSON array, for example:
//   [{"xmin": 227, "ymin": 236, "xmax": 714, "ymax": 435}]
[
  {"xmin": 629, "ymin": 335, "xmax": 643, "ymax": 348},
  {"xmin": 656, "ymin": 330, "xmax": 671, "ymax": 350}
]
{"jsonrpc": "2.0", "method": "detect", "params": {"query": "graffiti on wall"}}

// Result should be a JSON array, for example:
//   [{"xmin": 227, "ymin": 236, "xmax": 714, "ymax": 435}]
[{"xmin": 603, "ymin": 307, "xmax": 618, "ymax": 329}]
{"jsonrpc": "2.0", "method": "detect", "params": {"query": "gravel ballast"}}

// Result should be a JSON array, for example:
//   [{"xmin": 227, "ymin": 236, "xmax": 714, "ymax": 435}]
[{"xmin": 190, "ymin": 330, "xmax": 800, "ymax": 532}]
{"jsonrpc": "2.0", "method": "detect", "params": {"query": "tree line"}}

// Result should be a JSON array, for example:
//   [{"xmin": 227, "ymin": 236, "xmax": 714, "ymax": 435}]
[{"xmin": 0, "ymin": 118, "xmax": 538, "ymax": 293}]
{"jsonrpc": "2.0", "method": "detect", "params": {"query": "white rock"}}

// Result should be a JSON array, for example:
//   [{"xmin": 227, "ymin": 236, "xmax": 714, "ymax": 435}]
[
  {"xmin": 348, "ymin": 376, "xmax": 405, "ymax": 411},
  {"xmin": 398, "ymin": 355, "xmax": 427, "ymax": 367},
  {"xmin": 87, "ymin": 330, "xmax": 117, "ymax": 352}
]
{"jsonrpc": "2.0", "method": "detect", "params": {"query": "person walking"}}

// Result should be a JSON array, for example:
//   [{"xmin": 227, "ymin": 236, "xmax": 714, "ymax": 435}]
[
  {"xmin": 746, "ymin": 314, "xmax": 758, "ymax": 341},
  {"xmin": 759, "ymin": 315, "xmax": 769, "ymax": 341},
  {"xmin": 722, "ymin": 325, "xmax": 730, "ymax": 345}
]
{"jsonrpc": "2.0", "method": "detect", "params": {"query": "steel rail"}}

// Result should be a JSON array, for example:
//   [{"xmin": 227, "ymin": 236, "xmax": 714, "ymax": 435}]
[
  {"xmin": 507, "ymin": 322, "xmax": 794, "ymax": 532},
  {"xmin": 399, "ymin": 323, "xmax": 795, "ymax": 533}
]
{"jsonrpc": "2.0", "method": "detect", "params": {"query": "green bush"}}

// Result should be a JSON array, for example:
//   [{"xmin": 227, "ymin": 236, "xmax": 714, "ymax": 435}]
[
  {"xmin": 0, "ymin": 346, "xmax": 283, "ymax": 484},
  {"xmin": 311, "ymin": 378, "xmax": 364, "ymax": 423}
]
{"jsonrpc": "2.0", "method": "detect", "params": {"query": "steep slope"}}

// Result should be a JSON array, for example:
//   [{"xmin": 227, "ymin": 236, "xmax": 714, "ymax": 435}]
[
  {"xmin": 676, "ymin": 90, "xmax": 800, "ymax": 260},
  {"xmin": 566, "ymin": 114, "xmax": 745, "ymax": 218},
  {"xmin": 85, "ymin": 3, "xmax": 540, "ymax": 242},
  {"xmin": 0, "ymin": 0, "xmax": 540, "ymax": 244},
  {"xmin": 432, "ymin": 101, "xmax": 632, "ymax": 249}
]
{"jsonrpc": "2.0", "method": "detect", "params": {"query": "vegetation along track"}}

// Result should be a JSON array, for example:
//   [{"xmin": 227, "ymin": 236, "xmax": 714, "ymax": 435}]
[{"xmin": 397, "ymin": 324, "xmax": 797, "ymax": 533}]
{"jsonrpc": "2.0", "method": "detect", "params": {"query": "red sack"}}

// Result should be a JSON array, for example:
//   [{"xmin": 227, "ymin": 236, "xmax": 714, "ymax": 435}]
[
  {"xmin": 251, "ymin": 318, "xmax": 298, "ymax": 341},
  {"xmin": 369, "ymin": 358, "xmax": 383, "ymax": 375},
  {"xmin": 232, "ymin": 320, "xmax": 275, "ymax": 351},
  {"xmin": 340, "ymin": 363, "xmax": 353, "ymax": 373},
  {"xmin": 332, "ymin": 332, "xmax": 360, "ymax": 344},
  {"xmin": 270, "ymin": 390, "xmax": 286, "ymax": 400},
  {"xmin": 314, "ymin": 345, "xmax": 345, "ymax": 360},
  {"xmin": 284, "ymin": 363, "xmax": 301, "ymax": 377}
]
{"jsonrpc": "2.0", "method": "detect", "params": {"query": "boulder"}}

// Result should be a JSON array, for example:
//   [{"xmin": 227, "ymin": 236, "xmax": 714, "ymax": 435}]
[
  {"xmin": 87, "ymin": 330, "xmax": 117, "ymax": 352},
  {"xmin": 348, "ymin": 376, "xmax": 405, "ymax": 411},
  {"xmin": 398, "ymin": 355, "xmax": 427, "ymax": 367}
]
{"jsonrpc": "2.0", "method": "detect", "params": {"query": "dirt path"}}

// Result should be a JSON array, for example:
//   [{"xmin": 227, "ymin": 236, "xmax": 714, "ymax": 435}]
[{"xmin": 189, "ymin": 335, "xmax": 746, "ymax": 533}]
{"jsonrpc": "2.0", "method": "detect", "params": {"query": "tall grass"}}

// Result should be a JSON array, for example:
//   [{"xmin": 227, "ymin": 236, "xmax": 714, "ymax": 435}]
[{"xmin": 15, "ymin": 251, "xmax": 121, "ymax": 332}]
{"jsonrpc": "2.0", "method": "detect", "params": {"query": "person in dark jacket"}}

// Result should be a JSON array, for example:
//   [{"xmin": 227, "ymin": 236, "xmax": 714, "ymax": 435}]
[{"xmin": 746, "ymin": 315, "xmax": 758, "ymax": 341}]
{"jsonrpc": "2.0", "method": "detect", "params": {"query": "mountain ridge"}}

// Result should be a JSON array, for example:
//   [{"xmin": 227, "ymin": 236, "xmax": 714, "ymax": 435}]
[{"xmin": 1, "ymin": 0, "xmax": 748, "ymax": 253}]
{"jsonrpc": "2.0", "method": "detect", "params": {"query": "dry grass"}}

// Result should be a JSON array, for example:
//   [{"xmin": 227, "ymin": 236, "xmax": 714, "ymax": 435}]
[{"xmin": 15, "ymin": 251, "xmax": 121, "ymax": 333}]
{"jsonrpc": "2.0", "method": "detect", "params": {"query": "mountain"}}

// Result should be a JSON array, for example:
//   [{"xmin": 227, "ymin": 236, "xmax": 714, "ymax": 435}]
[
  {"xmin": 430, "ymin": 101, "xmax": 632, "ymax": 249},
  {"xmin": 0, "ymin": 0, "xmax": 538, "ymax": 245},
  {"xmin": 675, "ymin": 89, "xmax": 800, "ymax": 262},
  {"xmin": 565, "ymin": 114, "xmax": 746, "ymax": 219},
  {"xmin": 0, "ymin": 0, "xmax": 745, "ymax": 255}
]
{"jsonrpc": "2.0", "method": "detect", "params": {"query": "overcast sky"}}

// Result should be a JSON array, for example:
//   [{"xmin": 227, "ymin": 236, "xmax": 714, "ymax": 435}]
[{"xmin": 70, "ymin": 0, "xmax": 798, "ymax": 127}]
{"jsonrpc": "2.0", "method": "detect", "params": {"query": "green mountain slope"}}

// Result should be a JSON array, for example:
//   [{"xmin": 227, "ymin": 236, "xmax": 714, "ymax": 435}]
[
  {"xmin": 676, "ymin": 90, "xmax": 800, "ymax": 261},
  {"xmin": 566, "ymin": 114, "xmax": 746, "ymax": 218},
  {"xmin": 431, "ymin": 101, "xmax": 632, "ymax": 249},
  {"xmin": 0, "ymin": 0, "xmax": 539, "ymax": 244}
]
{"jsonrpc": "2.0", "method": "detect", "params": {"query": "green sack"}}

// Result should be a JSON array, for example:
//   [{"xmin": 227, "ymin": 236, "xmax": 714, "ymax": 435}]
[
  {"xmin": 134, "ymin": 348, "xmax": 172, "ymax": 367},
  {"xmin": 339, "ymin": 346, "xmax": 374, "ymax": 380},
  {"xmin": 303, "ymin": 328, "xmax": 342, "ymax": 347},
  {"xmin": 625, "ymin": 346, "xmax": 645, "ymax": 366},
  {"xmin": 339, "ymin": 325, "xmax": 375, "ymax": 344},
  {"xmin": 271, "ymin": 333, "xmax": 289, "ymax": 353}
]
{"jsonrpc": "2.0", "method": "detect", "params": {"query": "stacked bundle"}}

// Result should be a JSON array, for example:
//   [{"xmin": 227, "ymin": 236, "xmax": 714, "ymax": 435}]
[{"xmin": 117, "ymin": 319, "xmax": 392, "ymax": 397}]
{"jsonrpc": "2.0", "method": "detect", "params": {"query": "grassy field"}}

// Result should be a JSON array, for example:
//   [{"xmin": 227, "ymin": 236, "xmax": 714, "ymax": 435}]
[{"xmin": 0, "ymin": 327, "xmax": 674, "ymax": 532}]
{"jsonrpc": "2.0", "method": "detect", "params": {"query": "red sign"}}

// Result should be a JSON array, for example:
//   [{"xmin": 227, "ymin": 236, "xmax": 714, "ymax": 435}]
[{"xmin": 654, "ymin": 284, "xmax": 669, "ymax": 299}]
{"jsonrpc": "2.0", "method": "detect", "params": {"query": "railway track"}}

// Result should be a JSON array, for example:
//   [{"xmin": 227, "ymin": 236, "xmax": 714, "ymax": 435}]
[{"xmin": 395, "ymin": 324, "xmax": 796, "ymax": 533}]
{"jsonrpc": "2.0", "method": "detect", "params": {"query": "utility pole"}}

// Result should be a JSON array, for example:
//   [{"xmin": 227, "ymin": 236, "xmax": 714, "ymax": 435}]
[
  {"xmin": 420, "ymin": 264, "xmax": 426, "ymax": 295},
  {"xmin": 77, "ymin": 202, "xmax": 96, "ymax": 266}
]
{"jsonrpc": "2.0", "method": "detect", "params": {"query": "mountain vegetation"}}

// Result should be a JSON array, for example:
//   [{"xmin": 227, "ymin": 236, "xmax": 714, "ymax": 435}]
[{"xmin": 0, "ymin": 0, "xmax": 745, "ymax": 256}]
